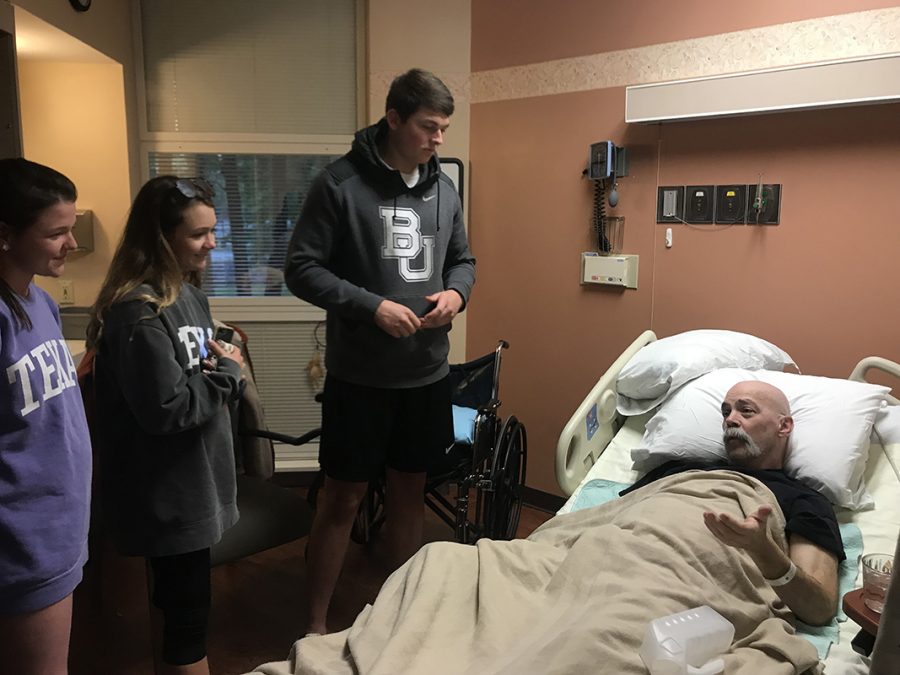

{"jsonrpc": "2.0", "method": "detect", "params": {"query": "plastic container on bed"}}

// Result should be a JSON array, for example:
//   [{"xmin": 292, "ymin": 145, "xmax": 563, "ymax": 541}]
[{"xmin": 639, "ymin": 605, "xmax": 734, "ymax": 675}]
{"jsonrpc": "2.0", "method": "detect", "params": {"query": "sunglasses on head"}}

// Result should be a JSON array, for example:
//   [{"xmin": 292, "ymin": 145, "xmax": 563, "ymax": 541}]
[{"xmin": 173, "ymin": 177, "xmax": 214, "ymax": 200}]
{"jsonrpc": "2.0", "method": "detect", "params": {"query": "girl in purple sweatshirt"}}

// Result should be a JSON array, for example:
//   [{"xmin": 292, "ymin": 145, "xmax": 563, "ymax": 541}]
[{"xmin": 0, "ymin": 159, "xmax": 92, "ymax": 673}]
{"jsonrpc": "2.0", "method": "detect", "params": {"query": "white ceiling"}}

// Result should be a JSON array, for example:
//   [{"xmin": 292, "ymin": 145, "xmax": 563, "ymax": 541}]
[{"xmin": 13, "ymin": 5, "xmax": 114, "ymax": 64}]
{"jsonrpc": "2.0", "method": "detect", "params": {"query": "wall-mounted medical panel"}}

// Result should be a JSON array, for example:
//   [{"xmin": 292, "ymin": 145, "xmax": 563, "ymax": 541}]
[
  {"xmin": 581, "ymin": 253, "xmax": 638, "ymax": 289},
  {"xmin": 747, "ymin": 184, "xmax": 781, "ymax": 225},
  {"xmin": 626, "ymin": 53, "xmax": 900, "ymax": 124},
  {"xmin": 656, "ymin": 186, "xmax": 685, "ymax": 223}
]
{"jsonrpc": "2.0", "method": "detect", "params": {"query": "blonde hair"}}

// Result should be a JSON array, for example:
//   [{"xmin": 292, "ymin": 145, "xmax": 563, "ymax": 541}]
[{"xmin": 87, "ymin": 176, "xmax": 213, "ymax": 348}]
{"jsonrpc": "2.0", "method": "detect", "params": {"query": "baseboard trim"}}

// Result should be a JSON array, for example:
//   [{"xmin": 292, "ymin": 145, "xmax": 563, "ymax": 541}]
[
  {"xmin": 270, "ymin": 473, "xmax": 567, "ymax": 514},
  {"xmin": 522, "ymin": 486, "xmax": 565, "ymax": 514},
  {"xmin": 271, "ymin": 470, "xmax": 320, "ymax": 488}
]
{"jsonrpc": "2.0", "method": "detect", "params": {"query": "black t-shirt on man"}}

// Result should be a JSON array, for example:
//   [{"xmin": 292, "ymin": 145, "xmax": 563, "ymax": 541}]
[{"xmin": 620, "ymin": 460, "xmax": 845, "ymax": 562}]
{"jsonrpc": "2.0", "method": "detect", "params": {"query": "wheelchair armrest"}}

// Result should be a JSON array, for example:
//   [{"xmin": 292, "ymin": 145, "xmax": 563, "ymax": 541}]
[
  {"xmin": 477, "ymin": 399, "xmax": 501, "ymax": 415},
  {"xmin": 240, "ymin": 427, "xmax": 322, "ymax": 446}
]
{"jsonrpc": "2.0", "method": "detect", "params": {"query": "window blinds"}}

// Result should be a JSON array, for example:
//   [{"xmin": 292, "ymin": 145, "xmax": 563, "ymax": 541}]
[
  {"xmin": 140, "ymin": 0, "xmax": 358, "ymax": 135},
  {"xmin": 238, "ymin": 320, "xmax": 324, "ymax": 466},
  {"xmin": 239, "ymin": 320, "xmax": 323, "ymax": 434},
  {"xmin": 148, "ymin": 151, "xmax": 339, "ymax": 297}
]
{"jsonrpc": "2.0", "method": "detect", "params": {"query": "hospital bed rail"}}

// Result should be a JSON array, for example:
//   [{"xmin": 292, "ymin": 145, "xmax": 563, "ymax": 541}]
[
  {"xmin": 555, "ymin": 329, "xmax": 656, "ymax": 496},
  {"xmin": 849, "ymin": 356, "xmax": 900, "ymax": 405}
]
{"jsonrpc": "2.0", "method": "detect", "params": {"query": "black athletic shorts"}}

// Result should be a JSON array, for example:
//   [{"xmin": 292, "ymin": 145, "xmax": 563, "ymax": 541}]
[{"xmin": 319, "ymin": 374, "xmax": 454, "ymax": 482}]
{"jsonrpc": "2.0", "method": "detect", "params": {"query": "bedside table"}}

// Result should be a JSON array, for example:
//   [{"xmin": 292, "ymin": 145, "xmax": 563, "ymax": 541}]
[{"xmin": 842, "ymin": 588, "xmax": 880, "ymax": 656}]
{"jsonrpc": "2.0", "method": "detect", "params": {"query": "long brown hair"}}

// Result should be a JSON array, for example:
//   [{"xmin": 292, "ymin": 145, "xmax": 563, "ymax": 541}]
[
  {"xmin": 0, "ymin": 158, "xmax": 78, "ymax": 330},
  {"xmin": 86, "ymin": 176, "xmax": 214, "ymax": 348}
]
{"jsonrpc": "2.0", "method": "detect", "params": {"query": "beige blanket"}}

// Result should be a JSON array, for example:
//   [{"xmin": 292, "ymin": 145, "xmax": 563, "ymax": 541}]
[{"xmin": 249, "ymin": 470, "xmax": 823, "ymax": 675}]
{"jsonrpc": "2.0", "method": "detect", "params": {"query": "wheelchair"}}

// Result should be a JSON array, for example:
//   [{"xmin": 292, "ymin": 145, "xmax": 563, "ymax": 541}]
[{"xmin": 309, "ymin": 340, "xmax": 528, "ymax": 545}]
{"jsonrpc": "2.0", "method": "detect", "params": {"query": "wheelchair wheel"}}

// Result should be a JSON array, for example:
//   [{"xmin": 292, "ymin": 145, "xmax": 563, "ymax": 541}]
[
  {"xmin": 484, "ymin": 417, "xmax": 527, "ymax": 540},
  {"xmin": 350, "ymin": 480, "xmax": 385, "ymax": 546}
]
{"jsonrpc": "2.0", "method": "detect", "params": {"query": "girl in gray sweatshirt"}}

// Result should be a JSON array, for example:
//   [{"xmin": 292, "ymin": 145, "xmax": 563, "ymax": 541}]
[{"xmin": 88, "ymin": 176, "xmax": 243, "ymax": 672}]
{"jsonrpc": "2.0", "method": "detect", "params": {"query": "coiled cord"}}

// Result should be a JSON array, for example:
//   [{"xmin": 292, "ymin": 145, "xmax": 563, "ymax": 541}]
[{"xmin": 593, "ymin": 180, "xmax": 610, "ymax": 253}]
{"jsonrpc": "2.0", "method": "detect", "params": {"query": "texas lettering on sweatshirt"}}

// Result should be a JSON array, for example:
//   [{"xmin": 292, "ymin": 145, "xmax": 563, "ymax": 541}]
[
  {"xmin": 7, "ymin": 337, "xmax": 79, "ymax": 417},
  {"xmin": 0, "ymin": 284, "xmax": 92, "ymax": 614}
]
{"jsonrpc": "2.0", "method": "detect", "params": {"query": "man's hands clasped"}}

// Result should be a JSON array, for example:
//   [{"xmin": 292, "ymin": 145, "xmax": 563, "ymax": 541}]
[{"xmin": 374, "ymin": 291, "xmax": 463, "ymax": 338}]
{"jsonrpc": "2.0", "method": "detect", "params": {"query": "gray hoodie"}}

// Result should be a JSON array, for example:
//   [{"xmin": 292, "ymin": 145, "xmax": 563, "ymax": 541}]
[{"xmin": 284, "ymin": 118, "xmax": 476, "ymax": 388}]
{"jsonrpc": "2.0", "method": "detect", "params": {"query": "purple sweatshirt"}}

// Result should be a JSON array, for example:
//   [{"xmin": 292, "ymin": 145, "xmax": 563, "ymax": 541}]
[{"xmin": 0, "ymin": 283, "xmax": 91, "ymax": 614}]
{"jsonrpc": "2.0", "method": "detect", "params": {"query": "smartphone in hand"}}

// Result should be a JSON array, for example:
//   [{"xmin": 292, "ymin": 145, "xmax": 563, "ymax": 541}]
[
  {"xmin": 205, "ymin": 326, "xmax": 235, "ymax": 370},
  {"xmin": 214, "ymin": 326, "xmax": 235, "ymax": 344}
]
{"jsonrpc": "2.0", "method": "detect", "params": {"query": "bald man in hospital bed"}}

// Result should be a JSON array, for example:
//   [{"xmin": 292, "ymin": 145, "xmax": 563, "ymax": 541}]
[
  {"xmin": 251, "ymin": 382, "xmax": 838, "ymax": 675},
  {"xmin": 621, "ymin": 381, "xmax": 843, "ymax": 627}
]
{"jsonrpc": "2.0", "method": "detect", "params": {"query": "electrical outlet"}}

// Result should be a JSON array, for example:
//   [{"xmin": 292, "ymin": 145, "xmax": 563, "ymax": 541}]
[
  {"xmin": 684, "ymin": 185, "xmax": 715, "ymax": 224},
  {"xmin": 715, "ymin": 185, "xmax": 748, "ymax": 224},
  {"xmin": 747, "ymin": 184, "xmax": 781, "ymax": 225},
  {"xmin": 656, "ymin": 186, "xmax": 684, "ymax": 223},
  {"xmin": 60, "ymin": 280, "xmax": 75, "ymax": 305}
]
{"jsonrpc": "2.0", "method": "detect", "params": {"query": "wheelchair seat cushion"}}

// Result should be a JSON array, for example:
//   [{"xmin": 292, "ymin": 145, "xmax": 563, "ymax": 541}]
[{"xmin": 452, "ymin": 405, "xmax": 477, "ymax": 445}]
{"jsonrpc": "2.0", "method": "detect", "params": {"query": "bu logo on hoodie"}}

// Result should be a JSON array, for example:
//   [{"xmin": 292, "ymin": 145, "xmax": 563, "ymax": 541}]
[{"xmin": 379, "ymin": 207, "xmax": 434, "ymax": 282}]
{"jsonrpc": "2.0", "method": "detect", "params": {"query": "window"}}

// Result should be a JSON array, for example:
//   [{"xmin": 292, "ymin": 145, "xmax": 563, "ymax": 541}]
[
  {"xmin": 148, "ymin": 151, "xmax": 339, "ymax": 297},
  {"xmin": 140, "ymin": 0, "xmax": 359, "ymax": 136},
  {"xmin": 138, "ymin": 1, "xmax": 363, "ymax": 469},
  {"xmin": 139, "ymin": 0, "xmax": 363, "ymax": 300}
]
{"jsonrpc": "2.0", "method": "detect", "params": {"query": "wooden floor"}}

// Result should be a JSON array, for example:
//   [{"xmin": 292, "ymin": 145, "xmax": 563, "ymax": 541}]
[
  {"xmin": 208, "ymin": 500, "xmax": 553, "ymax": 674},
  {"xmin": 72, "ymin": 492, "xmax": 554, "ymax": 675}
]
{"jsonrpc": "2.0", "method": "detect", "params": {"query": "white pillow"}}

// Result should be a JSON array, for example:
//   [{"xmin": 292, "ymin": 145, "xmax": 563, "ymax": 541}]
[
  {"xmin": 616, "ymin": 330, "xmax": 796, "ymax": 415},
  {"xmin": 631, "ymin": 368, "xmax": 890, "ymax": 509}
]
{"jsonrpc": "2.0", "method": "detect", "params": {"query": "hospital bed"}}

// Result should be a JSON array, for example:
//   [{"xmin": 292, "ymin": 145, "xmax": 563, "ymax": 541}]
[
  {"xmin": 247, "ymin": 330, "xmax": 898, "ymax": 675},
  {"xmin": 555, "ymin": 330, "xmax": 900, "ymax": 674}
]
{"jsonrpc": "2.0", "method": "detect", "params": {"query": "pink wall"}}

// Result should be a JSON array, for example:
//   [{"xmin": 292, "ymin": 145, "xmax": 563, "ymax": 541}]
[
  {"xmin": 469, "ymin": 2, "xmax": 900, "ymax": 495},
  {"xmin": 652, "ymin": 105, "xmax": 900, "ymax": 378},
  {"xmin": 468, "ymin": 88, "xmax": 660, "ymax": 495},
  {"xmin": 473, "ymin": 0, "xmax": 898, "ymax": 70}
]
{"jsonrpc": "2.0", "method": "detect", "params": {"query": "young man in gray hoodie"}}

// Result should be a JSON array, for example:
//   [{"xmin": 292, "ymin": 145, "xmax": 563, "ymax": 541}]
[{"xmin": 284, "ymin": 68, "xmax": 476, "ymax": 635}]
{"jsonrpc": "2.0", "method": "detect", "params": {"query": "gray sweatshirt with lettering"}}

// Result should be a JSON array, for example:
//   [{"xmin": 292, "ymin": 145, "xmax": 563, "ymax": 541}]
[
  {"xmin": 284, "ymin": 118, "xmax": 476, "ymax": 388},
  {"xmin": 95, "ymin": 283, "xmax": 241, "ymax": 557}
]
